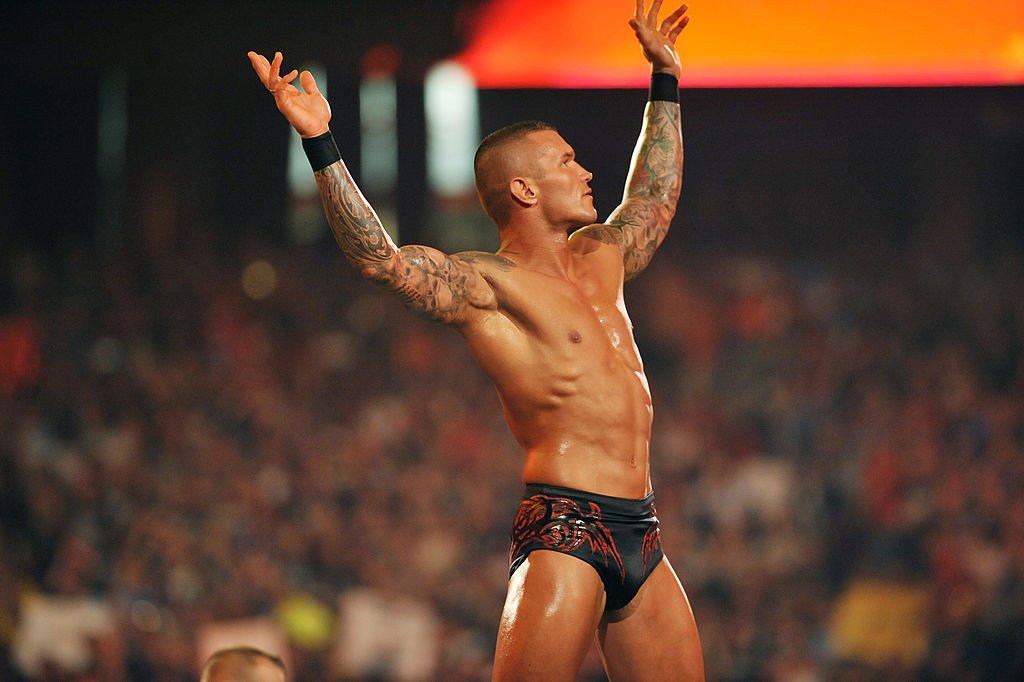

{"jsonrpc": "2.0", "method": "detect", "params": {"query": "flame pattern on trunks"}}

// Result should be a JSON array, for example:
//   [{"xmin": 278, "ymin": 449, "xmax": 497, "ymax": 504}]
[{"xmin": 509, "ymin": 493, "xmax": 626, "ymax": 580}]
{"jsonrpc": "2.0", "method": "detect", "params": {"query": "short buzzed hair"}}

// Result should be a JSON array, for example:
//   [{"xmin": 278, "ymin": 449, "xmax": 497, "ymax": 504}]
[
  {"xmin": 200, "ymin": 646, "xmax": 287, "ymax": 682},
  {"xmin": 474, "ymin": 120, "xmax": 558, "ymax": 224}
]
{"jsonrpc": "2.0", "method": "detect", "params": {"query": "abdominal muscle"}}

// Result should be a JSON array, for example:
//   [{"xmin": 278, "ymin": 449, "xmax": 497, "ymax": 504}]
[
  {"xmin": 479, "ymin": 326, "xmax": 655, "ymax": 500},
  {"xmin": 460, "ymin": 241, "xmax": 655, "ymax": 500}
]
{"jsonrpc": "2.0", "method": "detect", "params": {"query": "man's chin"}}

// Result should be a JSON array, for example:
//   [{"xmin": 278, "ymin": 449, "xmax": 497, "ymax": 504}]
[{"xmin": 566, "ymin": 206, "xmax": 599, "ymax": 230}]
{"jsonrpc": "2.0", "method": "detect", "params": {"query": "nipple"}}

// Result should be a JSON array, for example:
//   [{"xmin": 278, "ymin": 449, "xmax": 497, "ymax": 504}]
[{"xmin": 569, "ymin": 330, "xmax": 582, "ymax": 343}]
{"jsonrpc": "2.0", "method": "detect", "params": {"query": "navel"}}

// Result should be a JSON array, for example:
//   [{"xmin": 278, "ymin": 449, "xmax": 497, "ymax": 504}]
[{"xmin": 568, "ymin": 330, "xmax": 582, "ymax": 344}]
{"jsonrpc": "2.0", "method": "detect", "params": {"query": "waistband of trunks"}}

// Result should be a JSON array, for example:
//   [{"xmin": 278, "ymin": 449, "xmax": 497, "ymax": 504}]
[{"xmin": 522, "ymin": 483, "xmax": 656, "ymax": 520}]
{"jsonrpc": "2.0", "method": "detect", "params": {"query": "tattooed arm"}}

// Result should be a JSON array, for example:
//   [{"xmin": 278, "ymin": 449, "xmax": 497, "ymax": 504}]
[
  {"xmin": 247, "ymin": 49, "xmax": 495, "ymax": 325},
  {"xmin": 605, "ymin": 100, "xmax": 683, "ymax": 281},
  {"xmin": 315, "ymin": 162, "xmax": 496, "ymax": 324},
  {"xmin": 594, "ymin": 2, "xmax": 689, "ymax": 281}
]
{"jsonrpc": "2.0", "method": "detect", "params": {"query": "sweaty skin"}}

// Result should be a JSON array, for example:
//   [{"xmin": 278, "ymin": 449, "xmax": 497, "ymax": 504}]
[
  {"xmin": 248, "ymin": 41, "xmax": 679, "ymax": 492},
  {"xmin": 456, "ymin": 143, "xmax": 664, "ymax": 499},
  {"xmin": 249, "ymin": 2, "xmax": 703, "ymax": 679},
  {"xmin": 467, "ymin": 243, "xmax": 655, "ymax": 499},
  {"xmin": 314, "ymin": 115, "xmax": 678, "ymax": 499}
]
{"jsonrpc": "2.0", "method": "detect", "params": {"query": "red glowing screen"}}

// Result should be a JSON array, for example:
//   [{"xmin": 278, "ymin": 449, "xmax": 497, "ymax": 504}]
[{"xmin": 456, "ymin": 0, "xmax": 1024, "ymax": 87}]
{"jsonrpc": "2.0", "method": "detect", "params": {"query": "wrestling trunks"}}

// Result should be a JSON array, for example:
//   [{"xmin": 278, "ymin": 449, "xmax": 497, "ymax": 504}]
[{"xmin": 508, "ymin": 483, "xmax": 664, "ymax": 611}]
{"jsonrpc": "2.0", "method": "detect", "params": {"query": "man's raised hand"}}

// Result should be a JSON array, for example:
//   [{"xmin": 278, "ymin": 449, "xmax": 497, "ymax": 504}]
[
  {"xmin": 629, "ymin": 1, "xmax": 690, "ymax": 78},
  {"xmin": 247, "ymin": 50, "xmax": 331, "ymax": 138}
]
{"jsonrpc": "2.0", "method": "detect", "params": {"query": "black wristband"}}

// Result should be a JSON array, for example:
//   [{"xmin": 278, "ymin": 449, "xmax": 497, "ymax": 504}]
[
  {"xmin": 301, "ymin": 130, "xmax": 341, "ymax": 172},
  {"xmin": 649, "ymin": 72, "xmax": 679, "ymax": 103}
]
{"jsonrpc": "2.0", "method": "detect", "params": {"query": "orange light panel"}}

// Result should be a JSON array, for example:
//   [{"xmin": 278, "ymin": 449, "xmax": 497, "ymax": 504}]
[{"xmin": 456, "ymin": 1, "xmax": 1024, "ymax": 87}]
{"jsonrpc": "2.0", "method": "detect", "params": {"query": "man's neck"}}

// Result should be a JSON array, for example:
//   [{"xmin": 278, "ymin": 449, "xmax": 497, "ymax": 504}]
[{"xmin": 496, "ymin": 227, "xmax": 576, "ymax": 278}]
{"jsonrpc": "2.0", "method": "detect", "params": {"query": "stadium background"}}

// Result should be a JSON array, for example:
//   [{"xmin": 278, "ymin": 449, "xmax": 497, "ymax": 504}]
[{"xmin": 2, "ymin": 1, "xmax": 1023, "ymax": 679}]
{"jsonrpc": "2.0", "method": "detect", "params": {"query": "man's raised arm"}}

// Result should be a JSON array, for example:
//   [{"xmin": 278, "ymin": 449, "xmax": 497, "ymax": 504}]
[
  {"xmin": 605, "ymin": 1, "xmax": 689, "ymax": 281},
  {"xmin": 247, "ymin": 51, "xmax": 495, "ymax": 325}
]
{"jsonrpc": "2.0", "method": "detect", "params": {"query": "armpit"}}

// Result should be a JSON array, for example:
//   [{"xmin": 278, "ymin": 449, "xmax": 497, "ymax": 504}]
[{"xmin": 569, "ymin": 224, "xmax": 625, "ymax": 251}]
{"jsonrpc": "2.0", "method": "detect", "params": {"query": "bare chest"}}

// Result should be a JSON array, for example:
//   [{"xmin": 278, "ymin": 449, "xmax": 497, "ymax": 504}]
[{"xmin": 501, "ymin": 268, "xmax": 637, "ymax": 363}]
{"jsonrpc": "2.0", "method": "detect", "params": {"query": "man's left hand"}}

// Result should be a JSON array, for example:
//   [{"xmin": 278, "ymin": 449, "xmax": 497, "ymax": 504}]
[{"xmin": 629, "ymin": 1, "xmax": 690, "ymax": 78}]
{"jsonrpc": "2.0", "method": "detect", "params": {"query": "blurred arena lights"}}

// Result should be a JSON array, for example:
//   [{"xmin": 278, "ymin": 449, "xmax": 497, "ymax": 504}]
[
  {"xmin": 425, "ymin": 60, "xmax": 480, "ymax": 197},
  {"xmin": 241, "ymin": 259, "xmax": 279, "ymax": 300},
  {"xmin": 456, "ymin": 0, "xmax": 1024, "ymax": 88}
]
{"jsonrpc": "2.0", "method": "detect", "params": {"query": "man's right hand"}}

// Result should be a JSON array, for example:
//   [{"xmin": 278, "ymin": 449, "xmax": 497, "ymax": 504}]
[{"xmin": 247, "ymin": 51, "xmax": 331, "ymax": 138}]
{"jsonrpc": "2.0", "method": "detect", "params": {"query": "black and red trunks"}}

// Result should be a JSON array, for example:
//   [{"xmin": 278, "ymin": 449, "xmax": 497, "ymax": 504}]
[{"xmin": 508, "ymin": 483, "xmax": 664, "ymax": 611}]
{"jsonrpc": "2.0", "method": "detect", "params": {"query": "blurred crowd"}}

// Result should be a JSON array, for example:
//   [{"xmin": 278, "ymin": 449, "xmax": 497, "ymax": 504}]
[{"xmin": 1, "ymin": 193, "xmax": 1023, "ymax": 680}]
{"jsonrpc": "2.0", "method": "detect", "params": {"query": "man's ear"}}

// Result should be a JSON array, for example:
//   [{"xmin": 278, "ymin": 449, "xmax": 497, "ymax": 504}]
[{"xmin": 509, "ymin": 177, "xmax": 537, "ymax": 207}]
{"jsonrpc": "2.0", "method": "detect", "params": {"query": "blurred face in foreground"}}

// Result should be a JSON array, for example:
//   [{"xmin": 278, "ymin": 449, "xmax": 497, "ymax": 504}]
[{"xmin": 200, "ymin": 651, "xmax": 286, "ymax": 682}]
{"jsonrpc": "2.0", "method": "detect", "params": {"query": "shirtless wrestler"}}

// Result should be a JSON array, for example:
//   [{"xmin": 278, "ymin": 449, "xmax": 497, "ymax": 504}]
[{"xmin": 248, "ymin": 1, "xmax": 703, "ymax": 679}]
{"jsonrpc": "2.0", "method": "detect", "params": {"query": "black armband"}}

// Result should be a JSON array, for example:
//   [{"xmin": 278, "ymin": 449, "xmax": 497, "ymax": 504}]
[
  {"xmin": 301, "ymin": 130, "xmax": 341, "ymax": 172},
  {"xmin": 649, "ymin": 72, "xmax": 679, "ymax": 103}
]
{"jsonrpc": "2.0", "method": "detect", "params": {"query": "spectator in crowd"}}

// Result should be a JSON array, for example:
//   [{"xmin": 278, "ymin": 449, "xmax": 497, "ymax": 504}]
[{"xmin": 200, "ymin": 646, "xmax": 286, "ymax": 682}]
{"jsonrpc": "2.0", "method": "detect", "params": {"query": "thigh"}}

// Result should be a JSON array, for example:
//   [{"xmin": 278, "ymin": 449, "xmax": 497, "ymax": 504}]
[
  {"xmin": 493, "ymin": 550, "xmax": 607, "ymax": 682},
  {"xmin": 597, "ymin": 557, "xmax": 705, "ymax": 682}
]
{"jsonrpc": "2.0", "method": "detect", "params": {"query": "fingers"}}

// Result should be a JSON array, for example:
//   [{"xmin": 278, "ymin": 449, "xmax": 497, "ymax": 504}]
[
  {"xmin": 247, "ymin": 51, "xmax": 271, "ymax": 84},
  {"xmin": 269, "ymin": 51, "xmax": 283, "ymax": 81},
  {"xmin": 247, "ymin": 51, "xmax": 270, "ymax": 69},
  {"xmin": 299, "ymin": 70, "xmax": 320, "ymax": 95},
  {"xmin": 660, "ymin": 4, "xmax": 688, "ymax": 33},
  {"xmin": 668, "ymin": 15, "xmax": 690, "ymax": 42},
  {"xmin": 646, "ymin": 0, "xmax": 664, "ymax": 25},
  {"xmin": 261, "ymin": 52, "xmax": 302, "ymax": 95},
  {"xmin": 637, "ymin": 0, "xmax": 688, "ymax": 35}
]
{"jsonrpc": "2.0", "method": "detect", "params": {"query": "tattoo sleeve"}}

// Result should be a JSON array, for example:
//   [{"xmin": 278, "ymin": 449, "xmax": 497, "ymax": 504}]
[
  {"xmin": 315, "ymin": 163, "xmax": 397, "ymax": 267},
  {"xmin": 315, "ymin": 162, "xmax": 494, "ymax": 324},
  {"xmin": 606, "ymin": 100, "xmax": 683, "ymax": 280}
]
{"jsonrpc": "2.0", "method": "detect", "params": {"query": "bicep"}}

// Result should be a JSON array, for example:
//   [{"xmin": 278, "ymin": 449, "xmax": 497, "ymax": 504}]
[
  {"xmin": 605, "ymin": 197, "xmax": 673, "ymax": 280},
  {"xmin": 364, "ymin": 245, "xmax": 496, "ymax": 325},
  {"xmin": 606, "ymin": 99, "xmax": 682, "ymax": 279}
]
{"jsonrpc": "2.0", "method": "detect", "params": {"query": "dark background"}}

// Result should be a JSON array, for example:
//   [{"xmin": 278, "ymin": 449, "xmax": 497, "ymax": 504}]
[{"xmin": 4, "ymin": 1, "xmax": 1022, "ymax": 260}]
